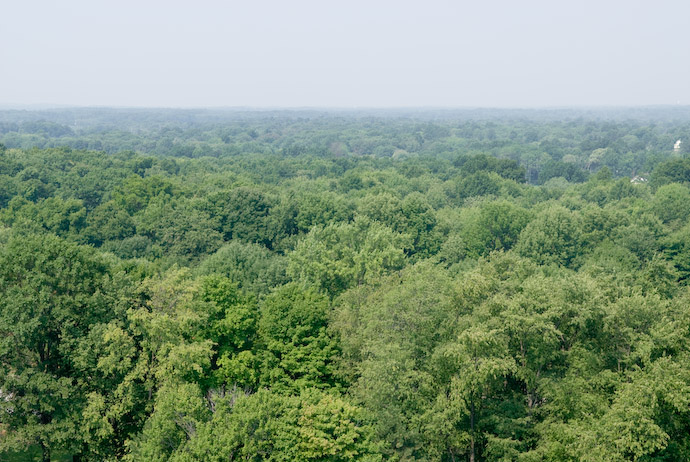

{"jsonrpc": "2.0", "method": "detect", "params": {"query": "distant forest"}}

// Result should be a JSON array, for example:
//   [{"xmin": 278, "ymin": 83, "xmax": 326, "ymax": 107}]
[
  {"xmin": 2, "ymin": 106, "xmax": 690, "ymax": 181},
  {"xmin": 2, "ymin": 107, "xmax": 690, "ymax": 461}
]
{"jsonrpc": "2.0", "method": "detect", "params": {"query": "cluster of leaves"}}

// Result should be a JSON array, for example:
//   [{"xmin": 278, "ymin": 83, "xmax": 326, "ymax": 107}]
[{"xmin": 2, "ymin": 111, "xmax": 690, "ymax": 461}]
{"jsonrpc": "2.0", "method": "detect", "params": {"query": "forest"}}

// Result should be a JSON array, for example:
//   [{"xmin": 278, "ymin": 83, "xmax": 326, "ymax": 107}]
[{"xmin": 1, "ymin": 107, "xmax": 690, "ymax": 461}]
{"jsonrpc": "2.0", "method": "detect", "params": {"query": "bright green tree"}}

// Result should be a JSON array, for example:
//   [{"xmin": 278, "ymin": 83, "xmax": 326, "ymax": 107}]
[
  {"xmin": 257, "ymin": 284, "xmax": 339, "ymax": 392},
  {"xmin": 287, "ymin": 216, "xmax": 411, "ymax": 296}
]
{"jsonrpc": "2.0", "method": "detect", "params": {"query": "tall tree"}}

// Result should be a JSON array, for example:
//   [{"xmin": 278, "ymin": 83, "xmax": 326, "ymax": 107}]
[{"xmin": 0, "ymin": 234, "xmax": 111, "ymax": 461}]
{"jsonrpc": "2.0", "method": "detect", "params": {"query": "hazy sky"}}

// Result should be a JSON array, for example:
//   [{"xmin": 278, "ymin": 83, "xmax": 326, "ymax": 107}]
[{"xmin": 2, "ymin": 0, "xmax": 689, "ymax": 108}]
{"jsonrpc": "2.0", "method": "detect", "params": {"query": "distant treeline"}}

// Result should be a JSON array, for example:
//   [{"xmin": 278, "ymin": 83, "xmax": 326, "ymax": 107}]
[{"xmin": 1, "ymin": 107, "xmax": 690, "ymax": 182}]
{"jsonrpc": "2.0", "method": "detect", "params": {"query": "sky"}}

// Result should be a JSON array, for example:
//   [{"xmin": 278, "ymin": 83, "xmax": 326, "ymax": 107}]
[{"xmin": 1, "ymin": 0, "xmax": 689, "ymax": 108}]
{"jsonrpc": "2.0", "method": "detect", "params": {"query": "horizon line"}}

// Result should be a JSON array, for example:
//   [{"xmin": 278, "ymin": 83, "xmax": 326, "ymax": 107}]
[{"xmin": 1, "ymin": 103, "xmax": 689, "ymax": 111}]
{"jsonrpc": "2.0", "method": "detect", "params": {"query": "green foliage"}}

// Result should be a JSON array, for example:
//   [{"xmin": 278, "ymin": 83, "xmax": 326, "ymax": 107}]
[
  {"xmin": 75, "ymin": 321, "xmax": 148, "ymax": 461},
  {"xmin": 83, "ymin": 200, "xmax": 136, "ymax": 245},
  {"xmin": 196, "ymin": 241, "xmax": 287, "ymax": 295},
  {"xmin": 125, "ymin": 382, "xmax": 210, "ymax": 462},
  {"xmin": 4, "ymin": 111, "xmax": 690, "ymax": 461},
  {"xmin": 651, "ymin": 157, "xmax": 690, "ymax": 188},
  {"xmin": 460, "ymin": 200, "xmax": 531, "ymax": 258},
  {"xmin": 538, "ymin": 159, "xmax": 589, "ymax": 184},
  {"xmin": 287, "ymin": 216, "xmax": 411, "ymax": 296},
  {"xmin": 127, "ymin": 268, "xmax": 215, "ymax": 386},
  {"xmin": 456, "ymin": 153, "xmax": 526, "ymax": 183},
  {"xmin": 205, "ymin": 187, "xmax": 275, "ymax": 247},
  {"xmin": 199, "ymin": 276, "xmax": 258, "ymax": 388},
  {"xmin": 430, "ymin": 326, "xmax": 517, "ymax": 462},
  {"xmin": 651, "ymin": 183, "xmax": 690, "ymax": 225},
  {"xmin": 170, "ymin": 389, "xmax": 384, "ymax": 462},
  {"xmin": 112, "ymin": 175, "xmax": 175, "ymax": 214},
  {"xmin": 272, "ymin": 189, "xmax": 353, "ymax": 238},
  {"xmin": 456, "ymin": 171, "xmax": 502, "ymax": 199},
  {"xmin": 135, "ymin": 198, "xmax": 223, "ymax": 260},
  {"xmin": 334, "ymin": 263, "xmax": 454, "ymax": 460},
  {"xmin": 0, "ymin": 196, "xmax": 87, "ymax": 237},
  {"xmin": 516, "ymin": 204, "xmax": 583, "ymax": 267},
  {"xmin": 359, "ymin": 192, "xmax": 441, "ymax": 257},
  {"xmin": 0, "ymin": 233, "xmax": 111, "ymax": 459},
  {"xmin": 257, "ymin": 284, "xmax": 339, "ymax": 392}
]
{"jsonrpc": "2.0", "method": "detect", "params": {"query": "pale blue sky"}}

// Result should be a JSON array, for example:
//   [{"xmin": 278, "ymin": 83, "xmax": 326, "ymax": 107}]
[{"xmin": 1, "ymin": 0, "xmax": 688, "ymax": 107}]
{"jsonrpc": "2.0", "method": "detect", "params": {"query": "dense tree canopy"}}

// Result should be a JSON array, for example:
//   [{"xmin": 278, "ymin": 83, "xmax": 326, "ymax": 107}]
[{"xmin": 3, "ymin": 108, "xmax": 690, "ymax": 461}]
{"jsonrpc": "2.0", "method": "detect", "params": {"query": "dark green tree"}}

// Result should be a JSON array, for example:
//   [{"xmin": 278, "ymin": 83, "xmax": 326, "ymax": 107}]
[{"xmin": 0, "ymin": 234, "xmax": 111, "ymax": 461}]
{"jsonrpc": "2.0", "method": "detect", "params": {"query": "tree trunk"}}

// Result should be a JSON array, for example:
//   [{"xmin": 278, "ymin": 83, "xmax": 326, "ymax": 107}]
[
  {"xmin": 469, "ymin": 398, "xmax": 475, "ymax": 462},
  {"xmin": 41, "ymin": 441, "xmax": 50, "ymax": 462}
]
